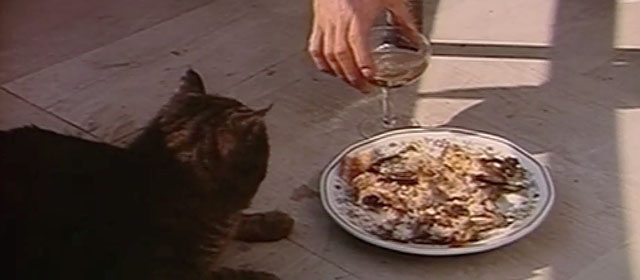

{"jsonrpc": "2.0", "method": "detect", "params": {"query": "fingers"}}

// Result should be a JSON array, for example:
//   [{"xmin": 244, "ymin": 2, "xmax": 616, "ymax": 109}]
[
  {"xmin": 308, "ymin": 24, "xmax": 332, "ymax": 74},
  {"xmin": 323, "ymin": 25, "xmax": 348, "ymax": 80},
  {"xmin": 306, "ymin": 0, "xmax": 381, "ymax": 94},
  {"xmin": 348, "ymin": 17, "xmax": 374, "ymax": 81},
  {"xmin": 334, "ymin": 20, "xmax": 369, "ymax": 92}
]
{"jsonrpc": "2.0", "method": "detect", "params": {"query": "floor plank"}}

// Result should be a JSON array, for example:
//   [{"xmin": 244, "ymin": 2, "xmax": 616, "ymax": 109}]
[
  {"xmin": 0, "ymin": 0, "xmax": 213, "ymax": 84},
  {"xmin": 218, "ymin": 240, "xmax": 359, "ymax": 280},
  {"xmin": 0, "ymin": 88, "xmax": 92, "ymax": 139},
  {"xmin": 3, "ymin": 0, "xmax": 309, "ymax": 143}
]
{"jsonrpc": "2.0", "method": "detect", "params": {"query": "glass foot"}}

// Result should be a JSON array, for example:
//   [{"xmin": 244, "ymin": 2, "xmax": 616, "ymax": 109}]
[{"xmin": 358, "ymin": 114, "xmax": 420, "ymax": 138}]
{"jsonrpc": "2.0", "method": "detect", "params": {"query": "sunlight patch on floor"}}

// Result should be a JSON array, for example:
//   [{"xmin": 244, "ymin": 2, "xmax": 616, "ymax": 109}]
[
  {"xmin": 525, "ymin": 266, "xmax": 554, "ymax": 280},
  {"xmin": 413, "ymin": 56, "xmax": 550, "ymax": 125},
  {"xmin": 429, "ymin": 0, "xmax": 556, "ymax": 45},
  {"xmin": 615, "ymin": 1, "xmax": 640, "ymax": 48},
  {"xmin": 615, "ymin": 108, "xmax": 640, "ymax": 280},
  {"xmin": 615, "ymin": 0, "xmax": 640, "ymax": 48},
  {"xmin": 532, "ymin": 152, "xmax": 552, "ymax": 168},
  {"xmin": 417, "ymin": 57, "xmax": 550, "ymax": 94},
  {"xmin": 412, "ymin": 97, "xmax": 483, "ymax": 127}
]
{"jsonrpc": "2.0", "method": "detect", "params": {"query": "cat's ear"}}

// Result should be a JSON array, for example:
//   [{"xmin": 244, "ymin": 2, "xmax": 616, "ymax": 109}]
[
  {"xmin": 178, "ymin": 68, "xmax": 206, "ymax": 95},
  {"xmin": 230, "ymin": 103, "xmax": 273, "ymax": 124},
  {"xmin": 252, "ymin": 103, "xmax": 273, "ymax": 118},
  {"xmin": 236, "ymin": 103, "xmax": 273, "ymax": 126}
]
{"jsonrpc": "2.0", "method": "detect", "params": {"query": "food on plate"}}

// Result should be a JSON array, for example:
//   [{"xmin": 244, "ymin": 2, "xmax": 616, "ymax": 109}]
[{"xmin": 337, "ymin": 139, "xmax": 536, "ymax": 246}]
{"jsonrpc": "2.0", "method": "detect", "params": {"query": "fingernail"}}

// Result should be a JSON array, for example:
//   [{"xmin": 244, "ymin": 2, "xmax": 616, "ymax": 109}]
[{"xmin": 361, "ymin": 67, "xmax": 373, "ymax": 79}]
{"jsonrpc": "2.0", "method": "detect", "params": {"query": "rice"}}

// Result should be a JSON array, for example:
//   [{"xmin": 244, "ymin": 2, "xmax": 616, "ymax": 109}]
[{"xmin": 336, "ymin": 138, "xmax": 538, "ymax": 246}]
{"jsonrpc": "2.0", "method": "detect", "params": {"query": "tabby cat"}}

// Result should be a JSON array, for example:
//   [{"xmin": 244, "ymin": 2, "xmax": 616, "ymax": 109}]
[{"xmin": 0, "ymin": 69, "xmax": 293, "ymax": 280}]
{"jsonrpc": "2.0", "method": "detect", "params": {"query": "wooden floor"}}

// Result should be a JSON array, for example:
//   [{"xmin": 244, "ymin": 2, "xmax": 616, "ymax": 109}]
[{"xmin": 2, "ymin": 0, "xmax": 639, "ymax": 279}]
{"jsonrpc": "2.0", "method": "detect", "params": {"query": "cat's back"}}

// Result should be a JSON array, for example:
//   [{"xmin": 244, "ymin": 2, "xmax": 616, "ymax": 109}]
[
  {"xmin": 0, "ymin": 126, "xmax": 147, "ymax": 204},
  {"xmin": 0, "ymin": 126, "xmax": 131, "ymax": 173},
  {"xmin": 0, "ymin": 127, "xmax": 175, "ymax": 279}
]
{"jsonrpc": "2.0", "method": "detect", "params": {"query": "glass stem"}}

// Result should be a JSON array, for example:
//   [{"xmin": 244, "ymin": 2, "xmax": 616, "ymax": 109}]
[{"xmin": 381, "ymin": 87, "xmax": 396, "ymax": 128}]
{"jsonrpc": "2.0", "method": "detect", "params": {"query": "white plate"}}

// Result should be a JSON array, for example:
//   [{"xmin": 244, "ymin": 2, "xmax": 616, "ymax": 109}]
[{"xmin": 320, "ymin": 127, "xmax": 555, "ymax": 256}]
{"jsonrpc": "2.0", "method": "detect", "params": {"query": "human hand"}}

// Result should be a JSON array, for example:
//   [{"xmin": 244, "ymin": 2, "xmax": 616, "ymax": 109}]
[{"xmin": 307, "ymin": 0, "xmax": 418, "ymax": 93}]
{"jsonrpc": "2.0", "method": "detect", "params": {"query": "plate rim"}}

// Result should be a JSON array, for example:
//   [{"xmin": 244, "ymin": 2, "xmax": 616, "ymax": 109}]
[{"xmin": 319, "ymin": 126, "xmax": 555, "ymax": 256}]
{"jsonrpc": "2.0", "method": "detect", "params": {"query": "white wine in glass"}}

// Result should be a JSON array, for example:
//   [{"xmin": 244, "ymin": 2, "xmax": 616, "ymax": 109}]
[{"xmin": 370, "ymin": 48, "xmax": 429, "ymax": 89}]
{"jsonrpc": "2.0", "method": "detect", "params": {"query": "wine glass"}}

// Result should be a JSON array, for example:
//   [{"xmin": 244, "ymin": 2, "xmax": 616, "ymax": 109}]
[{"xmin": 357, "ymin": 25, "xmax": 432, "ymax": 137}]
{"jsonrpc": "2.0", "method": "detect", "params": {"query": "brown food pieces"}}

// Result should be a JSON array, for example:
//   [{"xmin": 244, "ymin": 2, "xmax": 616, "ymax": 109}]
[{"xmin": 342, "ymin": 141, "xmax": 530, "ymax": 246}]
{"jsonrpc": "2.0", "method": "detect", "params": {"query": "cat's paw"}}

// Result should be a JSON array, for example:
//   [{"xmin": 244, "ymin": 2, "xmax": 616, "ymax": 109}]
[
  {"xmin": 234, "ymin": 211, "xmax": 294, "ymax": 242},
  {"xmin": 212, "ymin": 268, "xmax": 280, "ymax": 280}
]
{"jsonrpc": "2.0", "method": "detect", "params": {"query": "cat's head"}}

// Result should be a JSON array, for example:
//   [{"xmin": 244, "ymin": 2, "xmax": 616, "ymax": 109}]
[{"xmin": 154, "ymin": 69, "xmax": 271, "ymax": 182}]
